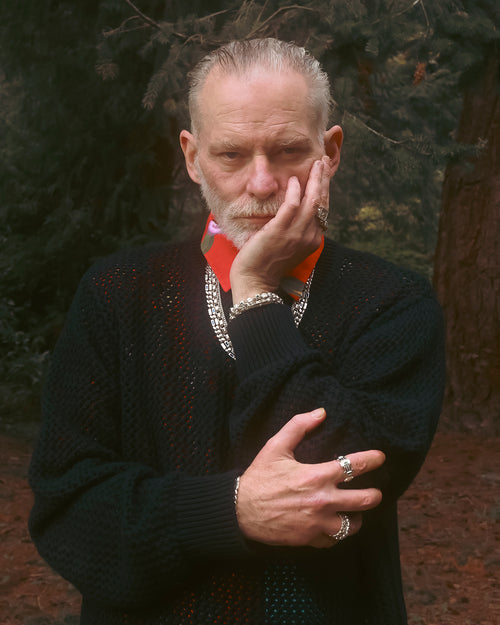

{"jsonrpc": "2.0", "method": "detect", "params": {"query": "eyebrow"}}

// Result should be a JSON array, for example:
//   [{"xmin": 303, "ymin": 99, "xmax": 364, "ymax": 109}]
[
  {"xmin": 215, "ymin": 140, "xmax": 245, "ymax": 152},
  {"xmin": 277, "ymin": 136, "xmax": 314, "ymax": 148},
  {"xmin": 211, "ymin": 135, "xmax": 314, "ymax": 153}
]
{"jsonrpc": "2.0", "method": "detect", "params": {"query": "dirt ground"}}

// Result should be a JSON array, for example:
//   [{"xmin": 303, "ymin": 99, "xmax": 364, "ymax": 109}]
[{"xmin": 0, "ymin": 427, "xmax": 498, "ymax": 625}]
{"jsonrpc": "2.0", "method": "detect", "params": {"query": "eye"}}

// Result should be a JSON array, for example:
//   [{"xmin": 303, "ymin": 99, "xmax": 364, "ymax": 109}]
[
  {"xmin": 221, "ymin": 152, "xmax": 240, "ymax": 160},
  {"xmin": 278, "ymin": 145, "xmax": 307, "ymax": 158}
]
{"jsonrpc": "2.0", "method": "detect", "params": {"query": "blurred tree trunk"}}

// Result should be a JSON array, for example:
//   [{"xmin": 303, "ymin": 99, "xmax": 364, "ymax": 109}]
[{"xmin": 434, "ymin": 52, "xmax": 500, "ymax": 435}]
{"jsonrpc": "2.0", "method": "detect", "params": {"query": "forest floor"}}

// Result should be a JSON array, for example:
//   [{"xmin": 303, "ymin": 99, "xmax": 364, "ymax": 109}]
[{"xmin": 0, "ymin": 426, "xmax": 498, "ymax": 625}]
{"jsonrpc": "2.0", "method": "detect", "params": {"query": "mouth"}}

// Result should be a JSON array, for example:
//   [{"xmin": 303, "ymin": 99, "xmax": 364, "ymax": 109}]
[{"xmin": 239, "ymin": 215, "xmax": 274, "ymax": 225}]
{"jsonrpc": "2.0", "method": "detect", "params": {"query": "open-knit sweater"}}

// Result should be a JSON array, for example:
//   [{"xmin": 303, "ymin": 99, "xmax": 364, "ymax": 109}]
[{"xmin": 29, "ymin": 237, "xmax": 445, "ymax": 625}]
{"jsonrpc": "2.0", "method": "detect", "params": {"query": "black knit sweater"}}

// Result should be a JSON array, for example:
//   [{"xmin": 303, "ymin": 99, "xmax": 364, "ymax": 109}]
[{"xmin": 29, "ymin": 238, "xmax": 445, "ymax": 625}]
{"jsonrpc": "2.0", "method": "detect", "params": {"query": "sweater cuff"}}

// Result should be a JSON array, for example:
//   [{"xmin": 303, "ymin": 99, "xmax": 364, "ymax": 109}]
[
  {"xmin": 228, "ymin": 303, "xmax": 310, "ymax": 378},
  {"xmin": 175, "ymin": 470, "xmax": 250, "ymax": 560}
]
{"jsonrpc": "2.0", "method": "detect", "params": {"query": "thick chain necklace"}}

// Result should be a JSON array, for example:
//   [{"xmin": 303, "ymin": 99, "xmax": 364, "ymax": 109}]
[{"xmin": 205, "ymin": 264, "xmax": 314, "ymax": 359}]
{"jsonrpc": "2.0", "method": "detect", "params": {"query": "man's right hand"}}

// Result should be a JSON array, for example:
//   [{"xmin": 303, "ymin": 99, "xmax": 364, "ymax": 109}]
[
  {"xmin": 236, "ymin": 408, "xmax": 385, "ymax": 549},
  {"xmin": 229, "ymin": 157, "xmax": 332, "ymax": 305}
]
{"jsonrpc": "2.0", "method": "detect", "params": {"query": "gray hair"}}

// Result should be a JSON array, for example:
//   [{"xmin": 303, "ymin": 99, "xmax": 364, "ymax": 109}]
[{"xmin": 188, "ymin": 38, "xmax": 331, "ymax": 137}]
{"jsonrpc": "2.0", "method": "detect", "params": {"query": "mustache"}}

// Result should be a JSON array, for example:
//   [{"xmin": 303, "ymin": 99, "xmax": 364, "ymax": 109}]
[{"xmin": 225, "ymin": 197, "xmax": 283, "ymax": 217}]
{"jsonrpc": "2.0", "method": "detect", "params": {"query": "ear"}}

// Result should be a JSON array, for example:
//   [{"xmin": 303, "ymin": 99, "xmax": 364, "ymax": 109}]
[
  {"xmin": 323, "ymin": 125, "xmax": 343, "ymax": 177},
  {"xmin": 179, "ymin": 129, "xmax": 201, "ymax": 184}
]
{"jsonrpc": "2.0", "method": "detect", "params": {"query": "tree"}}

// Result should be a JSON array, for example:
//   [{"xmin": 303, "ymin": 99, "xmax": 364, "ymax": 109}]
[
  {"xmin": 0, "ymin": 0, "xmax": 496, "ymax": 426},
  {"xmin": 0, "ymin": 0, "xmax": 174, "ymax": 419},
  {"xmin": 434, "ymin": 51, "xmax": 500, "ymax": 435},
  {"xmin": 103, "ymin": 0, "xmax": 500, "ymax": 434}
]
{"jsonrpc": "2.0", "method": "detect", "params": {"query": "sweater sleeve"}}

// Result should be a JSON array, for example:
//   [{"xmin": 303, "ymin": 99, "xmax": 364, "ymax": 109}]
[
  {"xmin": 28, "ymin": 269, "xmax": 249, "ymax": 610},
  {"xmin": 227, "ymin": 274, "xmax": 445, "ymax": 504}
]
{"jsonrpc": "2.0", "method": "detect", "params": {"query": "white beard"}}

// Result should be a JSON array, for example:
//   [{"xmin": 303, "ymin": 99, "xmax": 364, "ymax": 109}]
[{"xmin": 196, "ymin": 163, "xmax": 283, "ymax": 249}]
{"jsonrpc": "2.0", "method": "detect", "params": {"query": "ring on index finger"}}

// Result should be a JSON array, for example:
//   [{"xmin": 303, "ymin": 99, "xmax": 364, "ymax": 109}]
[
  {"xmin": 337, "ymin": 455, "xmax": 354, "ymax": 482},
  {"xmin": 315, "ymin": 206, "xmax": 328, "ymax": 231}
]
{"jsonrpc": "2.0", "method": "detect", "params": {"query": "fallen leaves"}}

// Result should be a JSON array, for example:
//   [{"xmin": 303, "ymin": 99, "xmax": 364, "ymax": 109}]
[{"xmin": 399, "ymin": 429, "xmax": 500, "ymax": 625}]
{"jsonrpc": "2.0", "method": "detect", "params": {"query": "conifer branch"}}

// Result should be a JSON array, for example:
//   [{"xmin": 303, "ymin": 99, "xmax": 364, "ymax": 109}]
[
  {"xmin": 196, "ymin": 9, "xmax": 232, "ymax": 23},
  {"xmin": 333, "ymin": 99, "xmax": 408, "ymax": 146},
  {"xmin": 415, "ymin": 0, "xmax": 431, "ymax": 35},
  {"xmin": 256, "ymin": 0, "xmax": 269, "ymax": 26},
  {"xmin": 103, "ymin": 16, "xmax": 148, "ymax": 38},
  {"xmin": 118, "ymin": 1, "xmax": 231, "ymax": 42},
  {"xmin": 371, "ymin": 0, "xmax": 428, "ymax": 28},
  {"xmin": 245, "ymin": 4, "xmax": 317, "ymax": 39},
  {"xmin": 173, "ymin": 6, "xmax": 233, "ymax": 39},
  {"xmin": 124, "ymin": 0, "xmax": 162, "ymax": 31}
]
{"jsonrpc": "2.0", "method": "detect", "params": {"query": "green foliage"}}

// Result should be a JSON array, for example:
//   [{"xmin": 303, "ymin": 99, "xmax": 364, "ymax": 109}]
[
  {"xmin": 0, "ymin": 0, "xmax": 498, "ymax": 421},
  {"xmin": 0, "ymin": 298, "xmax": 49, "ymax": 421}
]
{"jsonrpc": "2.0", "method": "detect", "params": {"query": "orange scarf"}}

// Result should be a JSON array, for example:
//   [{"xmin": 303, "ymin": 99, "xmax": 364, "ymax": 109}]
[{"xmin": 201, "ymin": 213, "xmax": 323, "ymax": 300}]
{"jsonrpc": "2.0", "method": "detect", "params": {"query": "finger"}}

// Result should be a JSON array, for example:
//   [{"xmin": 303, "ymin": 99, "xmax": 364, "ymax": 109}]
[
  {"xmin": 331, "ymin": 450, "xmax": 386, "ymax": 483},
  {"xmin": 323, "ymin": 153, "xmax": 337, "ymax": 179},
  {"xmin": 320, "ymin": 155, "xmax": 331, "ymax": 211},
  {"xmin": 333, "ymin": 487, "xmax": 383, "ymax": 512},
  {"xmin": 272, "ymin": 175, "xmax": 301, "ymax": 225},
  {"xmin": 327, "ymin": 511, "xmax": 362, "ymax": 545},
  {"xmin": 266, "ymin": 408, "xmax": 326, "ymax": 456},
  {"xmin": 285, "ymin": 175, "xmax": 301, "ymax": 205},
  {"xmin": 301, "ymin": 159, "xmax": 327, "ymax": 220},
  {"xmin": 310, "ymin": 512, "xmax": 363, "ymax": 549}
]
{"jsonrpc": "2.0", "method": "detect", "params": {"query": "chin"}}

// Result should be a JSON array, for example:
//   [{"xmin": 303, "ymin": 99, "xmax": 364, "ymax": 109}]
[{"xmin": 221, "ymin": 224, "xmax": 256, "ymax": 250}]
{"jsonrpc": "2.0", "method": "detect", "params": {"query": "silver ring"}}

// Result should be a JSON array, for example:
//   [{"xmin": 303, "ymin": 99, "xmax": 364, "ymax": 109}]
[
  {"xmin": 337, "ymin": 455, "xmax": 354, "ymax": 482},
  {"xmin": 328, "ymin": 512, "xmax": 350, "ymax": 542},
  {"xmin": 316, "ymin": 206, "xmax": 328, "ymax": 231}
]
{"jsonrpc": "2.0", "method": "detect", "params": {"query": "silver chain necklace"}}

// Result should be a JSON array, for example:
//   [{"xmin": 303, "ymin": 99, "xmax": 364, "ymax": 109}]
[{"xmin": 205, "ymin": 264, "xmax": 314, "ymax": 359}]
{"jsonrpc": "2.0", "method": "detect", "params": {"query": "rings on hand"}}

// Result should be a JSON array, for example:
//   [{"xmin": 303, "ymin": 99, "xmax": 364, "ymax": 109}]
[
  {"xmin": 328, "ymin": 512, "xmax": 350, "ymax": 542},
  {"xmin": 337, "ymin": 455, "xmax": 354, "ymax": 482},
  {"xmin": 316, "ymin": 206, "xmax": 328, "ymax": 231}
]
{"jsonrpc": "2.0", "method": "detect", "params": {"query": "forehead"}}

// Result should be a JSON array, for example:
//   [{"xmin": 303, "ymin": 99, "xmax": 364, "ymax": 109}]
[{"xmin": 197, "ymin": 68, "xmax": 319, "ymax": 147}]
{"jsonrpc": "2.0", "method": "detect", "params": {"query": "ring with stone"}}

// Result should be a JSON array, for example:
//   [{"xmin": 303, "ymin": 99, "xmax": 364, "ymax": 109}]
[
  {"xmin": 316, "ymin": 206, "xmax": 328, "ymax": 231},
  {"xmin": 337, "ymin": 455, "xmax": 354, "ymax": 482},
  {"xmin": 328, "ymin": 512, "xmax": 350, "ymax": 542}
]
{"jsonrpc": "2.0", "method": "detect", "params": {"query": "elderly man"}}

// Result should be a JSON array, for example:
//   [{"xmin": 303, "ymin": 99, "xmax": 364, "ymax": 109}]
[{"xmin": 29, "ymin": 39, "xmax": 445, "ymax": 624}]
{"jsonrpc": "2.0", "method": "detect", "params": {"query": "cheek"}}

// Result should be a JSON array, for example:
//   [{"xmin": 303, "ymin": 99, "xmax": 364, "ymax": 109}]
[
  {"xmin": 200, "ymin": 163, "xmax": 246, "ymax": 200},
  {"xmin": 212, "ymin": 175, "xmax": 247, "ymax": 202},
  {"xmin": 292, "ymin": 163, "xmax": 316, "ymax": 196}
]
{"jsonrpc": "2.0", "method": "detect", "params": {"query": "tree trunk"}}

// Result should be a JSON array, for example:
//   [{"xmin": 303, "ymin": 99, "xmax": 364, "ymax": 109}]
[{"xmin": 434, "ymin": 53, "xmax": 500, "ymax": 435}]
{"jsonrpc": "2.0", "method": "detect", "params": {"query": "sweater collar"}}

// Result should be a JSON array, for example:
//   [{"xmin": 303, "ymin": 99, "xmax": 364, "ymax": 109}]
[{"xmin": 201, "ymin": 213, "xmax": 323, "ymax": 301}]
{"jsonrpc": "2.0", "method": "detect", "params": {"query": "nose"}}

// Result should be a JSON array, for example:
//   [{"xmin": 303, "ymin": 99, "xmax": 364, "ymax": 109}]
[{"xmin": 246, "ymin": 155, "xmax": 279, "ymax": 200}]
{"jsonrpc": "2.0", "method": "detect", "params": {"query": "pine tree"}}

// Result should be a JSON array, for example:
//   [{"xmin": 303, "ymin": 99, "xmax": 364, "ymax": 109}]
[
  {"xmin": 434, "ymin": 2, "xmax": 499, "ymax": 435},
  {"xmin": 1, "ymin": 0, "xmax": 497, "ymax": 427}
]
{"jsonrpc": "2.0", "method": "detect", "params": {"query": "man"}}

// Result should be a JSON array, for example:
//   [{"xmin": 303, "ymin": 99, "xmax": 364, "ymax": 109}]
[{"xmin": 29, "ymin": 39, "xmax": 445, "ymax": 624}]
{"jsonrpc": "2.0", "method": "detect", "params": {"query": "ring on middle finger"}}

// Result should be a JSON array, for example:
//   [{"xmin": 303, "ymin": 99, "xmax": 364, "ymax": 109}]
[{"xmin": 337, "ymin": 455, "xmax": 354, "ymax": 482}]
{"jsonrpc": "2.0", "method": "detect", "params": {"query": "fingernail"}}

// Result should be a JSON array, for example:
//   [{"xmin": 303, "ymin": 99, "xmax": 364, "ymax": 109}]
[{"xmin": 312, "ymin": 407, "xmax": 326, "ymax": 419}]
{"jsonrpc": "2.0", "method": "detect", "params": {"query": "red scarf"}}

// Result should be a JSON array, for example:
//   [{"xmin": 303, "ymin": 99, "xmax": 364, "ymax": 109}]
[{"xmin": 201, "ymin": 213, "xmax": 323, "ymax": 300}]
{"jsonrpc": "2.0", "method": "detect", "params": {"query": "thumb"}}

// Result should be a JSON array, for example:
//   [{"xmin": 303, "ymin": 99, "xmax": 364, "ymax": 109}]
[{"xmin": 270, "ymin": 408, "xmax": 326, "ymax": 456}]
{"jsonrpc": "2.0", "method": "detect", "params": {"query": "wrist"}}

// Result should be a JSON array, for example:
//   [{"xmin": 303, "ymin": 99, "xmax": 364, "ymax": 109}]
[
  {"xmin": 230, "ymin": 269, "xmax": 279, "ymax": 305},
  {"xmin": 229, "ymin": 292, "xmax": 284, "ymax": 321},
  {"xmin": 231, "ymin": 282, "xmax": 277, "ymax": 306}
]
